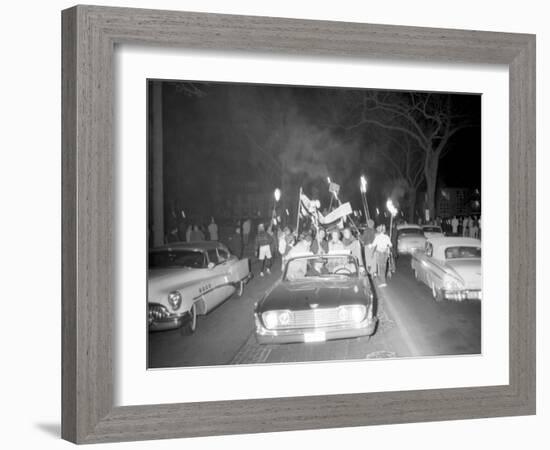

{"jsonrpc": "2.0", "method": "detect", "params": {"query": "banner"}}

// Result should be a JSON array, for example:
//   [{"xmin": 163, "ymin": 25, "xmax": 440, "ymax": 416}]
[{"xmin": 319, "ymin": 202, "xmax": 352, "ymax": 225}]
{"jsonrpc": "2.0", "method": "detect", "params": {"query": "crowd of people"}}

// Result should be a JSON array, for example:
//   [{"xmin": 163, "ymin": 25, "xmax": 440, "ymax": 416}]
[
  {"xmin": 236, "ymin": 219, "xmax": 395, "ymax": 284},
  {"xmin": 421, "ymin": 214, "xmax": 481, "ymax": 238},
  {"xmin": 444, "ymin": 215, "xmax": 481, "ymax": 238},
  {"xmin": 159, "ymin": 208, "xmax": 480, "ymax": 287},
  {"xmin": 163, "ymin": 210, "xmax": 221, "ymax": 244}
]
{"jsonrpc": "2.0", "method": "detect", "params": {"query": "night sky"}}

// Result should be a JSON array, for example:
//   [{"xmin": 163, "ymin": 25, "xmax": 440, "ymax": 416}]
[{"xmin": 150, "ymin": 80, "xmax": 481, "ymax": 222}]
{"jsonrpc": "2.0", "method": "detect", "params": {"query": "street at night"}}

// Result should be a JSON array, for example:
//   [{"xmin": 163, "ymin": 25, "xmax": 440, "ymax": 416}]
[
  {"xmin": 147, "ymin": 80, "xmax": 482, "ymax": 368},
  {"xmin": 148, "ymin": 252, "xmax": 480, "ymax": 368}
]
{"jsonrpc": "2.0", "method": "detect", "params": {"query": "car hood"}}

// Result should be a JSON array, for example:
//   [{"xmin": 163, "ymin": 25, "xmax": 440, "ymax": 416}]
[
  {"xmin": 148, "ymin": 267, "xmax": 208, "ymax": 299},
  {"xmin": 446, "ymin": 259, "xmax": 482, "ymax": 289},
  {"xmin": 398, "ymin": 235, "xmax": 426, "ymax": 245},
  {"xmin": 257, "ymin": 279, "xmax": 370, "ymax": 312},
  {"xmin": 424, "ymin": 232, "xmax": 444, "ymax": 239}
]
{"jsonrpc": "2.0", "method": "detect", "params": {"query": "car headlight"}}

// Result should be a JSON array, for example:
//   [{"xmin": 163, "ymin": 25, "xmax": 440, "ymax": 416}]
[
  {"xmin": 262, "ymin": 310, "xmax": 292, "ymax": 329},
  {"xmin": 338, "ymin": 305, "xmax": 366, "ymax": 323},
  {"xmin": 338, "ymin": 308, "xmax": 349, "ymax": 322},
  {"xmin": 262, "ymin": 311, "xmax": 279, "ymax": 329},
  {"xmin": 167, "ymin": 291, "xmax": 182, "ymax": 310},
  {"xmin": 278, "ymin": 311, "xmax": 291, "ymax": 326},
  {"xmin": 443, "ymin": 277, "xmax": 464, "ymax": 291}
]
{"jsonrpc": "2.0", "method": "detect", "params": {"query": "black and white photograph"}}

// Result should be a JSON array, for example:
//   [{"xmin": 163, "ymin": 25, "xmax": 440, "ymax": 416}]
[{"xmin": 147, "ymin": 79, "xmax": 482, "ymax": 369}]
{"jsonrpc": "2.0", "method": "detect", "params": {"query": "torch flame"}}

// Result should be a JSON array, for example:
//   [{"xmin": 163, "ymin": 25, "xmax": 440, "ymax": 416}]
[
  {"xmin": 274, "ymin": 188, "xmax": 281, "ymax": 202},
  {"xmin": 386, "ymin": 199, "xmax": 398, "ymax": 217},
  {"xmin": 360, "ymin": 175, "xmax": 367, "ymax": 193}
]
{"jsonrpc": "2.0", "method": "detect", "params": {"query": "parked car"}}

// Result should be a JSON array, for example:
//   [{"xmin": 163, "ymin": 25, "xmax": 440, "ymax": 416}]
[
  {"xmin": 254, "ymin": 252, "xmax": 377, "ymax": 344},
  {"xmin": 396, "ymin": 224, "xmax": 426, "ymax": 255},
  {"xmin": 411, "ymin": 237, "xmax": 482, "ymax": 301},
  {"xmin": 421, "ymin": 225, "xmax": 445, "ymax": 239},
  {"xmin": 148, "ymin": 241, "xmax": 251, "ymax": 333}
]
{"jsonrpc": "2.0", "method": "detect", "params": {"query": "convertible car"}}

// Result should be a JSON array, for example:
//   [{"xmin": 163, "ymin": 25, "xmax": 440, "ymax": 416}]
[
  {"xmin": 411, "ymin": 237, "xmax": 482, "ymax": 301},
  {"xmin": 254, "ymin": 252, "xmax": 377, "ymax": 344},
  {"xmin": 148, "ymin": 241, "xmax": 251, "ymax": 333},
  {"xmin": 396, "ymin": 224, "xmax": 427, "ymax": 255}
]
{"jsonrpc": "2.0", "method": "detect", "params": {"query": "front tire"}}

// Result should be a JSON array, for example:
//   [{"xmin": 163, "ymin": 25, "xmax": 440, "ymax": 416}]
[
  {"xmin": 182, "ymin": 303, "xmax": 197, "ymax": 335},
  {"xmin": 236, "ymin": 280, "xmax": 244, "ymax": 297},
  {"xmin": 431, "ymin": 283, "xmax": 444, "ymax": 302}
]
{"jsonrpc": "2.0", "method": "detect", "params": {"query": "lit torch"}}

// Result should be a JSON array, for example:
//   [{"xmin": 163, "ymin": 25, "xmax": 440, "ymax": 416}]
[
  {"xmin": 386, "ymin": 199, "xmax": 398, "ymax": 240},
  {"xmin": 360, "ymin": 175, "xmax": 367, "ymax": 193},
  {"xmin": 359, "ymin": 175, "xmax": 370, "ymax": 221},
  {"xmin": 272, "ymin": 188, "xmax": 281, "ymax": 227}
]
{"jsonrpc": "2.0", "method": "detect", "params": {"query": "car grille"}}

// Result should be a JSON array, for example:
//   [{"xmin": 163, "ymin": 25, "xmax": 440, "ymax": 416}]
[
  {"xmin": 286, "ymin": 308, "xmax": 352, "ymax": 329},
  {"xmin": 466, "ymin": 290, "xmax": 482, "ymax": 300},
  {"xmin": 148, "ymin": 303, "xmax": 170, "ymax": 322}
]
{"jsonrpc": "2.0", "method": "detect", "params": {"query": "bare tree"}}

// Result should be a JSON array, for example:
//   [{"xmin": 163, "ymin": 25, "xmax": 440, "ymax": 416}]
[
  {"xmin": 174, "ymin": 82, "xmax": 208, "ymax": 97},
  {"xmin": 366, "ymin": 134, "xmax": 424, "ymax": 222},
  {"xmin": 340, "ymin": 91, "xmax": 476, "ymax": 217}
]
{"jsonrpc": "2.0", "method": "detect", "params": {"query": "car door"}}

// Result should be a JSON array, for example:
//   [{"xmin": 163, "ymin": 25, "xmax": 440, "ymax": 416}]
[
  {"xmin": 219, "ymin": 246, "xmax": 249, "ymax": 282},
  {"xmin": 201, "ymin": 248, "xmax": 235, "ymax": 312},
  {"xmin": 424, "ymin": 243, "xmax": 446, "ymax": 289},
  {"xmin": 421, "ymin": 242, "xmax": 436, "ymax": 285}
]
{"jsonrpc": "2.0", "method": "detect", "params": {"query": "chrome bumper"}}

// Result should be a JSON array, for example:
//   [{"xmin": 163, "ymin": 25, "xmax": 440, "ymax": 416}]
[
  {"xmin": 397, "ymin": 246, "xmax": 423, "ymax": 255},
  {"xmin": 255, "ymin": 316, "xmax": 378, "ymax": 345},
  {"xmin": 443, "ymin": 289, "xmax": 482, "ymax": 301},
  {"xmin": 148, "ymin": 303, "xmax": 190, "ymax": 331}
]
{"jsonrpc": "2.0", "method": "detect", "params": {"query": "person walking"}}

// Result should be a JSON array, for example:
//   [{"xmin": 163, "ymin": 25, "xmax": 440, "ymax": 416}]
[
  {"xmin": 470, "ymin": 218, "xmax": 479, "ymax": 238},
  {"xmin": 242, "ymin": 218, "xmax": 251, "ymax": 246},
  {"xmin": 342, "ymin": 227, "xmax": 364, "ymax": 272},
  {"xmin": 255, "ymin": 223, "xmax": 273, "ymax": 277},
  {"xmin": 361, "ymin": 219, "xmax": 376, "ymax": 274},
  {"xmin": 372, "ymin": 224, "xmax": 392, "ymax": 287},
  {"xmin": 451, "ymin": 216, "xmax": 459, "ymax": 236},
  {"xmin": 279, "ymin": 226, "xmax": 295, "ymax": 270},
  {"xmin": 227, "ymin": 227, "xmax": 243, "ymax": 259},
  {"xmin": 189, "ymin": 224, "xmax": 205, "ymax": 242},
  {"xmin": 208, "ymin": 217, "xmax": 219, "ymax": 241},
  {"xmin": 462, "ymin": 216, "xmax": 469, "ymax": 237}
]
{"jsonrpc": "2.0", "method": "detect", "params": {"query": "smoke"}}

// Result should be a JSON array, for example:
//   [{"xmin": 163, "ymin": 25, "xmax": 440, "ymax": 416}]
[
  {"xmin": 278, "ymin": 108, "xmax": 362, "ymax": 189},
  {"xmin": 383, "ymin": 178, "xmax": 408, "ymax": 209}
]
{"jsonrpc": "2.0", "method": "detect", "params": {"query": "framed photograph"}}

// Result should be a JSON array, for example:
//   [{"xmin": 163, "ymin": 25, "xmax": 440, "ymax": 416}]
[{"xmin": 62, "ymin": 5, "xmax": 536, "ymax": 444}]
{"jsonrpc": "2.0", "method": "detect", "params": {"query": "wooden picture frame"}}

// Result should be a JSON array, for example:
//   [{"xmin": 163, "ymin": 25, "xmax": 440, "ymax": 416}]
[{"xmin": 62, "ymin": 5, "xmax": 536, "ymax": 444}]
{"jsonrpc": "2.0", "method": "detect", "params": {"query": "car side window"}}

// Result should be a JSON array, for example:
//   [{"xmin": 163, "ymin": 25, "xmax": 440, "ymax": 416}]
[
  {"xmin": 207, "ymin": 249, "xmax": 219, "ymax": 265},
  {"xmin": 425, "ymin": 242, "xmax": 433, "ymax": 257},
  {"xmin": 217, "ymin": 248, "xmax": 229, "ymax": 262}
]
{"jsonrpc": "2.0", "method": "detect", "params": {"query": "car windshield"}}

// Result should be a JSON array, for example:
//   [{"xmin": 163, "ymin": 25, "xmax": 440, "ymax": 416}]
[
  {"xmin": 149, "ymin": 249, "xmax": 206, "ymax": 269},
  {"xmin": 398, "ymin": 228, "xmax": 423, "ymax": 236},
  {"xmin": 445, "ymin": 246, "xmax": 481, "ymax": 259},
  {"xmin": 284, "ymin": 255, "xmax": 358, "ymax": 281},
  {"xmin": 423, "ymin": 227, "xmax": 442, "ymax": 233}
]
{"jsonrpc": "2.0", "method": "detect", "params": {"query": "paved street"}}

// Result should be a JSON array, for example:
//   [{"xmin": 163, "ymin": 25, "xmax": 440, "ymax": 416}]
[{"xmin": 148, "ymin": 255, "xmax": 481, "ymax": 368}]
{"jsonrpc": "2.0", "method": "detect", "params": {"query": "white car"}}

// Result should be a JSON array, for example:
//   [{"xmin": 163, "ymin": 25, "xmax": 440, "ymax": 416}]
[
  {"xmin": 396, "ymin": 224, "xmax": 427, "ymax": 255},
  {"xmin": 411, "ymin": 237, "xmax": 482, "ymax": 301},
  {"xmin": 421, "ymin": 225, "xmax": 445, "ymax": 239},
  {"xmin": 148, "ymin": 242, "xmax": 251, "ymax": 333}
]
